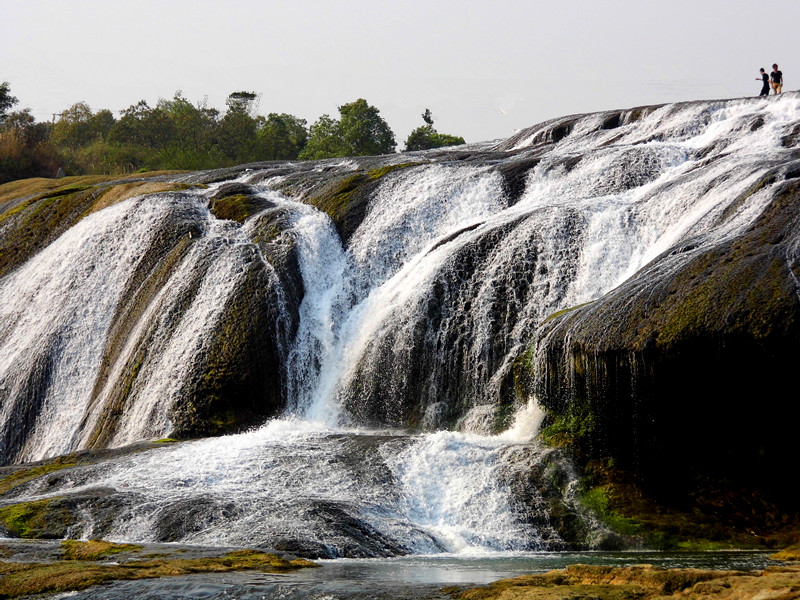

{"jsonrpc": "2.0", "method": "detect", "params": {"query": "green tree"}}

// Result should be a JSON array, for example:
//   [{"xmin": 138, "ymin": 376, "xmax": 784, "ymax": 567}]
[
  {"xmin": 299, "ymin": 99, "xmax": 396, "ymax": 160},
  {"xmin": 0, "ymin": 82, "xmax": 18, "ymax": 122},
  {"xmin": 339, "ymin": 98, "xmax": 395, "ymax": 156},
  {"xmin": 158, "ymin": 93, "xmax": 220, "ymax": 168},
  {"xmin": 404, "ymin": 108, "xmax": 465, "ymax": 151},
  {"xmin": 299, "ymin": 114, "xmax": 348, "ymax": 160},
  {"xmin": 51, "ymin": 102, "xmax": 95, "ymax": 148},
  {"xmin": 0, "ymin": 108, "xmax": 61, "ymax": 183},
  {"xmin": 258, "ymin": 113, "xmax": 308, "ymax": 160},
  {"xmin": 225, "ymin": 91, "xmax": 259, "ymax": 117},
  {"xmin": 110, "ymin": 100, "xmax": 174, "ymax": 149},
  {"xmin": 218, "ymin": 107, "xmax": 258, "ymax": 163},
  {"xmin": 88, "ymin": 109, "xmax": 115, "ymax": 140}
]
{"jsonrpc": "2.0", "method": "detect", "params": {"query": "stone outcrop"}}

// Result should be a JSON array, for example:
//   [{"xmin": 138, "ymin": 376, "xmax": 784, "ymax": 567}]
[{"xmin": 531, "ymin": 172, "xmax": 800, "ymax": 506}]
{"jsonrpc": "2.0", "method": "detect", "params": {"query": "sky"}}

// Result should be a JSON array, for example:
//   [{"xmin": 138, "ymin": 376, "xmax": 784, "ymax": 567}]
[{"xmin": 2, "ymin": 0, "xmax": 798, "ymax": 145}]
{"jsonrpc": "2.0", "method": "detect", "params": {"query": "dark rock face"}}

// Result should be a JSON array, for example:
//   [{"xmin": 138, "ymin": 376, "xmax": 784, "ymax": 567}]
[
  {"xmin": 169, "ymin": 255, "xmax": 288, "ymax": 438},
  {"xmin": 82, "ymin": 195, "xmax": 210, "ymax": 450},
  {"xmin": 532, "ymin": 175, "xmax": 800, "ymax": 505},
  {"xmin": 0, "ymin": 178, "xmax": 305, "ymax": 463},
  {"xmin": 340, "ymin": 216, "xmax": 539, "ymax": 428}
]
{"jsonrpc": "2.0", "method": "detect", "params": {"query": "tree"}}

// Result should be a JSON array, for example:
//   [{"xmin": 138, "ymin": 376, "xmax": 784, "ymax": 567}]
[
  {"xmin": 159, "ymin": 93, "xmax": 218, "ymax": 150},
  {"xmin": 299, "ymin": 99, "xmax": 396, "ymax": 160},
  {"xmin": 110, "ymin": 100, "xmax": 174, "ymax": 149},
  {"xmin": 258, "ymin": 113, "xmax": 308, "ymax": 160},
  {"xmin": 298, "ymin": 114, "xmax": 348, "ymax": 160},
  {"xmin": 88, "ymin": 109, "xmax": 115, "ymax": 141},
  {"xmin": 226, "ymin": 91, "xmax": 259, "ymax": 117},
  {"xmin": 404, "ymin": 108, "xmax": 465, "ymax": 151},
  {"xmin": 0, "ymin": 82, "xmax": 18, "ymax": 122},
  {"xmin": 0, "ymin": 108, "xmax": 61, "ymax": 183},
  {"xmin": 51, "ymin": 102, "xmax": 94, "ymax": 148},
  {"xmin": 339, "ymin": 98, "xmax": 396, "ymax": 156},
  {"xmin": 218, "ymin": 107, "xmax": 258, "ymax": 163}
]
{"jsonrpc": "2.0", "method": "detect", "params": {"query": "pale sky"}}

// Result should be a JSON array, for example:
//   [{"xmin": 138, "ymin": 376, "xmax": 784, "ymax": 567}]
[{"xmin": 2, "ymin": 0, "xmax": 797, "ymax": 144}]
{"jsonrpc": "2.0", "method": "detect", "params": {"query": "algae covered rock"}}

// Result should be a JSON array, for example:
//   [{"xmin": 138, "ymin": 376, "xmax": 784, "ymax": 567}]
[
  {"xmin": 0, "ymin": 175, "xmax": 199, "ymax": 279},
  {"xmin": 0, "ymin": 174, "xmax": 300, "ymax": 461},
  {"xmin": 274, "ymin": 160, "xmax": 423, "ymax": 244},
  {"xmin": 208, "ymin": 182, "xmax": 274, "ymax": 223}
]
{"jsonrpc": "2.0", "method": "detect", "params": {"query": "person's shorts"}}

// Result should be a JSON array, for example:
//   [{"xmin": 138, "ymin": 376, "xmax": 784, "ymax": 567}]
[{"xmin": 772, "ymin": 82, "xmax": 783, "ymax": 93}]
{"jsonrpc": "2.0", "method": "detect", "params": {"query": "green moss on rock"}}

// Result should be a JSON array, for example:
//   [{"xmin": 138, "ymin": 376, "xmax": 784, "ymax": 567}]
[
  {"xmin": 772, "ymin": 544, "xmax": 800, "ymax": 561},
  {"xmin": 61, "ymin": 539, "xmax": 144, "ymax": 561},
  {"xmin": 209, "ymin": 193, "xmax": 272, "ymax": 224},
  {"xmin": 531, "ymin": 179, "xmax": 800, "ymax": 511},
  {"xmin": 0, "ymin": 546, "xmax": 317, "ymax": 598},
  {"xmin": 0, "ymin": 176, "xmax": 196, "ymax": 279},
  {"xmin": 539, "ymin": 404, "xmax": 596, "ymax": 451},
  {"xmin": 366, "ymin": 162, "xmax": 422, "ymax": 180},
  {"xmin": 168, "ymin": 257, "xmax": 286, "ymax": 438},
  {"xmin": 0, "ymin": 498, "xmax": 74, "ymax": 539},
  {"xmin": 0, "ymin": 457, "xmax": 77, "ymax": 494},
  {"xmin": 276, "ymin": 161, "xmax": 421, "ymax": 244}
]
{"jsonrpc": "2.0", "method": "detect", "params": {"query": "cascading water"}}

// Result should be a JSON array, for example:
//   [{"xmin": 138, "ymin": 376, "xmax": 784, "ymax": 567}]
[{"xmin": 0, "ymin": 93, "xmax": 798, "ymax": 558}]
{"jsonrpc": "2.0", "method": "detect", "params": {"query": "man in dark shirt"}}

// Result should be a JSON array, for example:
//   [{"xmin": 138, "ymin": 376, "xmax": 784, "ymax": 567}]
[
  {"xmin": 771, "ymin": 64, "xmax": 783, "ymax": 94},
  {"xmin": 757, "ymin": 68, "xmax": 770, "ymax": 96}
]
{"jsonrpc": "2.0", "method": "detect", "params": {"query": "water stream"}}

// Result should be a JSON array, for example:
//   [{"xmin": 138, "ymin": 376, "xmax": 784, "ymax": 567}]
[{"xmin": 1, "ymin": 94, "xmax": 798, "ymax": 568}]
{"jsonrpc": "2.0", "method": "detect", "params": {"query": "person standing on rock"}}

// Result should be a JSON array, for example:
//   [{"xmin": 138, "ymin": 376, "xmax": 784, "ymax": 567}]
[
  {"xmin": 757, "ymin": 68, "xmax": 770, "ymax": 96},
  {"xmin": 771, "ymin": 64, "xmax": 783, "ymax": 94}
]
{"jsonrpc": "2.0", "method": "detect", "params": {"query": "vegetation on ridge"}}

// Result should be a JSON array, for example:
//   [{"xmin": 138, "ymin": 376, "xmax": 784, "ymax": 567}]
[
  {"xmin": 405, "ymin": 108, "xmax": 466, "ymax": 151},
  {"xmin": 0, "ymin": 82, "xmax": 465, "ymax": 183}
]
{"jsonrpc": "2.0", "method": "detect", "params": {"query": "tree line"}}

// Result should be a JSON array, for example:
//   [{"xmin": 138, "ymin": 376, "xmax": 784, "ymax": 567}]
[{"xmin": 0, "ymin": 83, "xmax": 465, "ymax": 184}]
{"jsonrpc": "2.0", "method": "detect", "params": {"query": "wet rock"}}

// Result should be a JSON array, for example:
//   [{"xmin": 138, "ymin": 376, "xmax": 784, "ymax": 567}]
[
  {"xmin": 532, "ymin": 178, "xmax": 800, "ymax": 507},
  {"xmin": 208, "ymin": 182, "xmax": 275, "ymax": 223},
  {"xmin": 152, "ymin": 497, "xmax": 239, "ymax": 542},
  {"xmin": 168, "ymin": 253, "xmax": 289, "ymax": 438}
]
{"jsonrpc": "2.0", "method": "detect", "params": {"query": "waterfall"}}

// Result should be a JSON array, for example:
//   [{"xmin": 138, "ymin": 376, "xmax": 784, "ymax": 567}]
[
  {"xmin": 0, "ymin": 195, "xmax": 209, "ymax": 461},
  {"xmin": 0, "ymin": 93, "xmax": 797, "ymax": 556}
]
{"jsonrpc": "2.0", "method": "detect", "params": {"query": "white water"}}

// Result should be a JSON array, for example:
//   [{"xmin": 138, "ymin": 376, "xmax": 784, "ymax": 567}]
[
  {"xmin": 27, "ymin": 408, "xmax": 552, "ymax": 555},
  {"xmin": 274, "ymin": 96, "xmax": 796, "ymax": 428},
  {"xmin": 0, "ymin": 94, "xmax": 797, "ymax": 556},
  {"xmin": 0, "ymin": 196, "xmax": 204, "ymax": 461}
]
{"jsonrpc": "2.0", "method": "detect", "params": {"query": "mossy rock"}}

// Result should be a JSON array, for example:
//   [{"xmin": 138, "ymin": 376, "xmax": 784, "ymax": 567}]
[
  {"xmin": 209, "ymin": 193, "xmax": 274, "ymax": 223},
  {"xmin": 276, "ymin": 161, "xmax": 421, "ymax": 244},
  {"xmin": 772, "ymin": 544, "xmax": 800, "ymax": 561},
  {"xmin": 0, "ymin": 498, "xmax": 74, "ymax": 539},
  {"xmin": 0, "ymin": 456, "xmax": 77, "ymax": 494},
  {"xmin": 452, "ymin": 563, "xmax": 767, "ymax": 600},
  {"xmin": 61, "ymin": 539, "xmax": 143, "ymax": 561},
  {"xmin": 167, "ymin": 256, "xmax": 287, "ymax": 438},
  {"xmin": 0, "ymin": 546, "xmax": 317, "ymax": 598},
  {"xmin": 208, "ymin": 182, "xmax": 274, "ymax": 223},
  {"xmin": 289, "ymin": 171, "xmax": 377, "ymax": 244},
  {"xmin": 77, "ymin": 194, "xmax": 207, "ymax": 450},
  {"xmin": 0, "ymin": 175, "xmax": 197, "ymax": 279}
]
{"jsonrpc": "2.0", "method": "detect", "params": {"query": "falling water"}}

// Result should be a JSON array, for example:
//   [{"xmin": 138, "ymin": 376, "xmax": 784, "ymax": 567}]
[{"xmin": 0, "ymin": 94, "xmax": 798, "ymax": 556}]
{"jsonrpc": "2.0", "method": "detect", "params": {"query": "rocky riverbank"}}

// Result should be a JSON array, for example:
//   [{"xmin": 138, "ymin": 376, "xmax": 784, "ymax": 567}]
[
  {"xmin": 451, "ymin": 558, "xmax": 800, "ymax": 600},
  {"xmin": 0, "ymin": 538, "xmax": 317, "ymax": 598}
]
